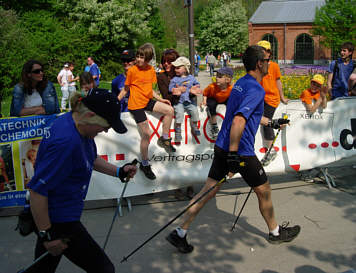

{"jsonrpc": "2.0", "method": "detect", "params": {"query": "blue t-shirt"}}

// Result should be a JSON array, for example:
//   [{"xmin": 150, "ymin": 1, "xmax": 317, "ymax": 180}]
[
  {"xmin": 215, "ymin": 74, "xmax": 265, "ymax": 156},
  {"xmin": 111, "ymin": 73, "xmax": 129, "ymax": 112},
  {"xmin": 89, "ymin": 63, "xmax": 100, "ymax": 87},
  {"xmin": 28, "ymin": 112, "xmax": 97, "ymax": 223},
  {"xmin": 328, "ymin": 58, "xmax": 354, "ymax": 99},
  {"xmin": 168, "ymin": 75, "xmax": 200, "ymax": 104}
]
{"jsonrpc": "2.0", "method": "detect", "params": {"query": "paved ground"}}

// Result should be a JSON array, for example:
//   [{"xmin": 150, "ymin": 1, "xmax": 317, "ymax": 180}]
[{"xmin": 1, "ymin": 69, "xmax": 355, "ymax": 273}]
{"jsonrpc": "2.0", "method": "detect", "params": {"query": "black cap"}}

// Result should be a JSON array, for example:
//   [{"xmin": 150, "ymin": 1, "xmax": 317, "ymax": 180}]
[
  {"xmin": 121, "ymin": 49, "xmax": 136, "ymax": 62},
  {"xmin": 82, "ymin": 88, "xmax": 127, "ymax": 134}
]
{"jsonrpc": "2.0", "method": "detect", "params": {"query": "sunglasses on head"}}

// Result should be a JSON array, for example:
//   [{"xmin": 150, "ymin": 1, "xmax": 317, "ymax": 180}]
[{"xmin": 31, "ymin": 69, "xmax": 43, "ymax": 74}]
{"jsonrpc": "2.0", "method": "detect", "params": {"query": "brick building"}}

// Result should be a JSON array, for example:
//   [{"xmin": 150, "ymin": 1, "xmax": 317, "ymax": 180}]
[{"xmin": 248, "ymin": 0, "xmax": 330, "ymax": 65}]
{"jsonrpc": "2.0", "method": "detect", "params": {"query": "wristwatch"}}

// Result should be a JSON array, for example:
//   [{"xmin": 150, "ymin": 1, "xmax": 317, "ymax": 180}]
[{"xmin": 38, "ymin": 229, "xmax": 52, "ymax": 242}]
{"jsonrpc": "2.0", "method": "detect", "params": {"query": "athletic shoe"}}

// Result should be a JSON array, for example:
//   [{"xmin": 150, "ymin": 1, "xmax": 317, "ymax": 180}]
[
  {"xmin": 139, "ymin": 163, "xmax": 156, "ymax": 180},
  {"xmin": 175, "ymin": 127, "xmax": 182, "ymax": 142},
  {"xmin": 166, "ymin": 230, "xmax": 194, "ymax": 253},
  {"xmin": 157, "ymin": 137, "xmax": 176, "ymax": 153},
  {"xmin": 210, "ymin": 124, "xmax": 219, "ymax": 139},
  {"xmin": 191, "ymin": 125, "xmax": 201, "ymax": 136},
  {"xmin": 267, "ymin": 222, "xmax": 301, "ymax": 245},
  {"xmin": 261, "ymin": 149, "xmax": 278, "ymax": 167}
]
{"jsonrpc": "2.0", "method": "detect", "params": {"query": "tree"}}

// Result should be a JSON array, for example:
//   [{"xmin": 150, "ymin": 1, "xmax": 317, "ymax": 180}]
[
  {"xmin": 312, "ymin": 0, "xmax": 356, "ymax": 51},
  {"xmin": 196, "ymin": 0, "xmax": 248, "ymax": 55},
  {"xmin": 0, "ymin": 8, "xmax": 35, "ymax": 103}
]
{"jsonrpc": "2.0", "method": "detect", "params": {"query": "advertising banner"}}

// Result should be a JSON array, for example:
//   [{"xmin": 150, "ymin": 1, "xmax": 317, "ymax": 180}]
[{"xmin": 1, "ymin": 97, "xmax": 355, "ymax": 207}]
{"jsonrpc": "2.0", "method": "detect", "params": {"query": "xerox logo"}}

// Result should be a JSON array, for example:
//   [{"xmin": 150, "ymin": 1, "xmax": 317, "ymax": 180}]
[{"xmin": 340, "ymin": 119, "xmax": 356, "ymax": 150}]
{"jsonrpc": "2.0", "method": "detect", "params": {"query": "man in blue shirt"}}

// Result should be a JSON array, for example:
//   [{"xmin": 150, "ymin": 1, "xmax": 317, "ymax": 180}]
[
  {"xmin": 87, "ymin": 56, "xmax": 100, "ymax": 87},
  {"xmin": 327, "ymin": 42, "xmax": 355, "ymax": 99},
  {"xmin": 167, "ymin": 45, "xmax": 300, "ymax": 253},
  {"xmin": 112, "ymin": 49, "xmax": 136, "ymax": 112},
  {"xmin": 28, "ymin": 89, "xmax": 137, "ymax": 272}
]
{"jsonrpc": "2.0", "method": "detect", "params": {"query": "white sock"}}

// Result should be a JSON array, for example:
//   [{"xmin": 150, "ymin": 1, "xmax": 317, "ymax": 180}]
[
  {"xmin": 176, "ymin": 227, "xmax": 187, "ymax": 238},
  {"xmin": 270, "ymin": 225, "xmax": 279, "ymax": 236}
]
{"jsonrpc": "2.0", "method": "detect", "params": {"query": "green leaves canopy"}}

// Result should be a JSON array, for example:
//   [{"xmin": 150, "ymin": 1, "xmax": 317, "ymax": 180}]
[{"xmin": 197, "ymin": 1, "xmax": 248, "ymax": 55}]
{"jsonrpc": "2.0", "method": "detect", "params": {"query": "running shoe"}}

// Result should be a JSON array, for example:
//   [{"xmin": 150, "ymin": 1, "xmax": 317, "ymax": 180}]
[
  {"xmin": 139, "ymin": 163, "xmax": 156, "ymax": 180},
  {"xmin": 174, "ymin": 127, "xmax": 182, "ymax": 142},
  {"xmin": 166, "ymin": 230, "xmax": 194, "ymax": 253},
  {"xmin": 157, "ymin": 137, "xmax": 176, "ymax": 153},
  {"xmin": 210, "ymin": 124, "xmax": 219, "ymax": 139},
  {"xmin": 268, "ymin": 222, "xmax": 301, "ymax": 244},
  {"xmin": 261, "ymin": 149, "xmax": 277, "ymax": 167}
]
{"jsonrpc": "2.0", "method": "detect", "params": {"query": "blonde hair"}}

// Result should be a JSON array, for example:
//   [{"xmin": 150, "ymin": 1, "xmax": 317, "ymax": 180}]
[{"xmin": 70, "ymin": 92, "xmax": 110, "ymax": 127}]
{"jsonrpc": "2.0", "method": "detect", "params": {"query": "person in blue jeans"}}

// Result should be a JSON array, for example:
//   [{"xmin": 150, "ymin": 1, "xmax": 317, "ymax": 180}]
[
  {"xmin": 169, "ymin": 56, "xmax": 202, "ymax": 142},
  {"xmin": 112, "ymin": 49, "xmax": 136, "ymax": 113},
  {"xmin": 194, "ymin": 52, "xmax": 201, "ymax": 76},
  {"xmin": 10, "ymin": 60, "xmax": 60, "ymax": 117},
  {"xmin": 327, "ymin": 42, "xmax": 354, "ymax": 99},
  {"xmin": 28, "ymin": 89, "xmax": 137, "ymax": 273}
]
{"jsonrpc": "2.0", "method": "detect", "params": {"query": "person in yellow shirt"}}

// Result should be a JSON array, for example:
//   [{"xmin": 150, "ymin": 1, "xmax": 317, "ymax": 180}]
[
  {"xmin": 118, "ymin": 44, "xmax": 175, "ymax": 180},
  {"xmin": 257, "ymin": 40, "xmax": 289, "ymax": 166},
  {"xmin": 300, "ymin": 74, "xmax": 327, "ymax": 114}
]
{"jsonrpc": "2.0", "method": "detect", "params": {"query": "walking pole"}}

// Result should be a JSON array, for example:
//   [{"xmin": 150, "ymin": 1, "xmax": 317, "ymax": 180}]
[
  {"xmin": 103, "ymin": 159, "xmax": 138, "ymax": 250},
  {"xmin": 230, "ymin": 187, "xmax": 253, "ymax": 232},
  {"xmin": 120, "ymin": 176, "xmax": 228, "ymax": 263},
  {"xmin": 17, "ymin": 252, "xmax": 49, "ymax": 273}
]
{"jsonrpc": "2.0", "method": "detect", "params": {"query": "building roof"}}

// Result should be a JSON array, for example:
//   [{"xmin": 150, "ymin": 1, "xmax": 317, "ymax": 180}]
[{"xmin": 249, "ymin": 0, "xmax": 325, "ymax": 24}]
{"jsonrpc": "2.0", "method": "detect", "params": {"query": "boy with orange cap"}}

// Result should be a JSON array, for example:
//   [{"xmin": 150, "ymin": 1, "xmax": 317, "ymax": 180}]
[
  {"xmin": 257, "ymin": 40, "xmax": 289, "ymax": 166},
  {"xmin": 300, "ymin": 74, "xmax": 328, "ymax": 114}
]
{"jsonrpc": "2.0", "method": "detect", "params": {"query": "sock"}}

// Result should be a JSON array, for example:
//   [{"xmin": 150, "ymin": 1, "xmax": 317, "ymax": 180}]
[
  {"xmin": 141, "ymin": 160, "xmax": 149, "ymax": 166},
  {"xmin": 176, "ymin": 227, "xmax": 187, "ymax": 238},
  {"xmin": 270, "ymin": 225, "xmax": 279, "ymax": 236},
  {"xmin": 163, "ymin": 134, "xmax": 169, "ymax": 140}
]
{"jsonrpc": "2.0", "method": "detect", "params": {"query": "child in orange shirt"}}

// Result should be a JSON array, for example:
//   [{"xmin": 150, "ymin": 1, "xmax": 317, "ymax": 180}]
[
  {"xmin": 300, "ymin": 74, "xmax": 327, "ymax": 114},
  {"xmin": 118, "ymin": 43, "xmax": 175, "ymax": 180},
  {"xmin": 202, "ymin": 67, "xmax": 233, "ymax": 139},
  {"xmin": 257, "ymin": 40, "xmax": 289, "ymax": 166}
]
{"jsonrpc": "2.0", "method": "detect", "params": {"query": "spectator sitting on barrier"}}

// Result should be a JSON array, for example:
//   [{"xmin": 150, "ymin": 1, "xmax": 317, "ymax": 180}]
[
  {"xmin": 112, "ymin": 49, "xmax": 136, "ymax": 113},
  {"xmin": 10, "ymin": 60, "xmax": 60, "ymax": 117},
  {"xmin": 169, "ymin": 56, "xmax": 202, "ymax": 142},
  {"xmin": 118, "ymin": 43, "xmax": 176, "ymax": 180},
  {"xmin": 300, "ymin": 74, "xmax": 328, "ymax": 114},
  {"xmin": 202, "ymin": 67, "xmax": 234, "ymax": 139},
  {"xmin": 158, "ymin": 49, "xmax": 195, "ymax": 200},
  {"xmin": 27, "ymin": 89, "xmax": 137, "ymax": 273}
]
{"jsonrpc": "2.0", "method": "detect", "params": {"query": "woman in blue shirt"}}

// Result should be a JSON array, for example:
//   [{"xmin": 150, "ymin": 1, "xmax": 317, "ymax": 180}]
[
  {"xmin": 10, "ymin": 60, "xmax": 60, "ymax": 117},
  {"xmin": 28, "ymin": 89, "xmax": 137, "ymax": 273}
]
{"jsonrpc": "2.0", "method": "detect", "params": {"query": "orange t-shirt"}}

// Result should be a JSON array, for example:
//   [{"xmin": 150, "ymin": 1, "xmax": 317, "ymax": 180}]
[
  {"xmin": 125, "ymin": 65, "xmax": 157, "ymax": 110},
  {"xmin": 203, "ymin": 83, "xmax": 232, "ymax": 103},
  {"xmin": 300, "ymin": 89, "xmax": 320, "ymax": 105},
  {"xmin": 261, "ymin": 61, "xmax": 281, "ymax": 108}
]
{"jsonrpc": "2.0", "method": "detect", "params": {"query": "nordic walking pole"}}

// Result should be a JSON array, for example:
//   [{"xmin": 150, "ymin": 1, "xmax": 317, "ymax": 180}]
[
  {"xmin": 261, "ymin": 115, "xmax": 289, "ymax": 163},
  {"xmin": 103, "ymin": 159, "xmax": 138, "ymax": 250},
  {"xmin": 17, "ymin": 251, "xmax": 49, "ymax": 273},
  {"xmin": 230, "ymin": 187, "xmax": 253, "ymax": 232},
  {"xmin": 120, "ymin": 176, "xmax": 229, "ymax": 263}
]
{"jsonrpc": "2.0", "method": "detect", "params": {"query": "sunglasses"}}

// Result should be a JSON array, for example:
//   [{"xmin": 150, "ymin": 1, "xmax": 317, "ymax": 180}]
[{"xmin": 31, "ymin": 69, "xmax": 43, "ymax": 74}]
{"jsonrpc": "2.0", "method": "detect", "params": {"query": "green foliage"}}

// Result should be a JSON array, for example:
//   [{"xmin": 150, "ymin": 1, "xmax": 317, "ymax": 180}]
[
  {"xmin": 196, "ymin": 0, "xmax": 248, "ymax": 55},
  {"xmin": 0, "ymin": 8, "xmax": 35, "ymax": 99},
  {"xmin": 312, "ymin": 0, "xmax": 356, "ymax": 50}
]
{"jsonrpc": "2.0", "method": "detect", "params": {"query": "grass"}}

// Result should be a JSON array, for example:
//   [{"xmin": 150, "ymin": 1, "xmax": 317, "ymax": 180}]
[{"xmin": 1, "ymin": 81, "xmax": 112, "ymax": 118}]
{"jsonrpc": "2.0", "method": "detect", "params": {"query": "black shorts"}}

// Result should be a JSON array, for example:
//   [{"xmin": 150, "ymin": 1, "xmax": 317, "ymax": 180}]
[
  {"xmin": 263, "ymin": 102, "xmax": 276, "ymax": 141},
  {"xmin": 208, "ymin": 146, "xmax": 267, "ymax": 188},
  {"xmin": 129, "ymin": 99, "xmax": 157, "ymax": 124}
]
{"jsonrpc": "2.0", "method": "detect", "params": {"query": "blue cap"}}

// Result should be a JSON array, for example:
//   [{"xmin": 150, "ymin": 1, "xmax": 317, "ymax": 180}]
[{"xmin": 217, "ymin": 67, "xmax": 234, "ymax": 77}]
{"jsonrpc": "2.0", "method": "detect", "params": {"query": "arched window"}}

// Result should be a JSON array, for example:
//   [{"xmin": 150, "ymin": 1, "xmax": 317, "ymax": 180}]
[
  {"xmin": 295, "ymin": 33, "xmax": 314, "ymax": 64},
  {"xmin": 262, "ymin": 34, "xmax": 278, "ymax": 61}
]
